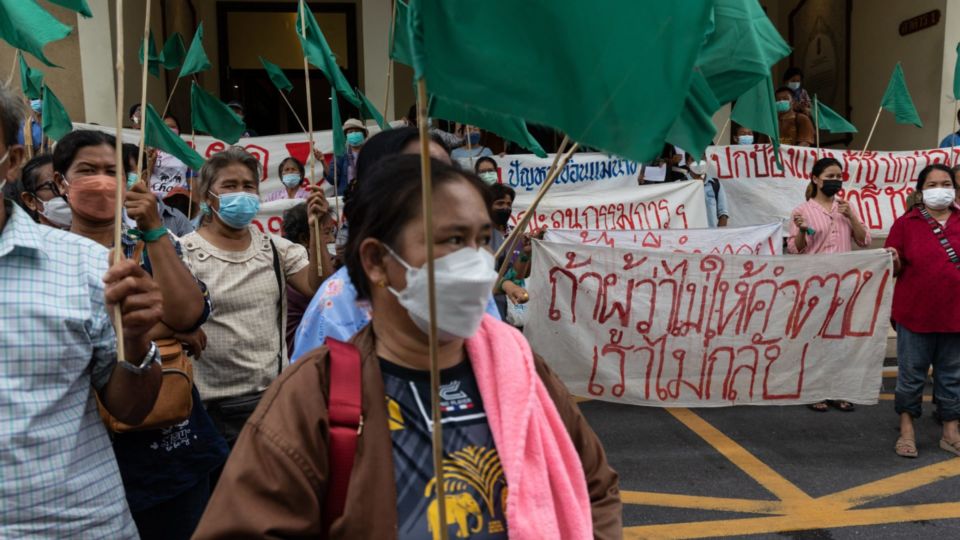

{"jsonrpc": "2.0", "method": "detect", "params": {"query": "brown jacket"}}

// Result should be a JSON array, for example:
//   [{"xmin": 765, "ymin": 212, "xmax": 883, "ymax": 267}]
[
  {"xmin": 194, "ymin": 325, "xmax": 622, "ymax": 539},
  {"xmin": 778, "ymin": 111, "xmax": 816, "ymax": 146}
]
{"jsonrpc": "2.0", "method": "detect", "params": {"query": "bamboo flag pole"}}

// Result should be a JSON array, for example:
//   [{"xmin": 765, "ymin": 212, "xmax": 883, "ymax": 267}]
[
  {"xmin": 717, "ymin": 117, "xmax": 730, "ymax": 144},
  {"xmin": 159, "ymin": 76, "xmax": 181, "ymax": 119},
  {"xmin": 300, "ymin": 1, "xmax": 324, "ymax": 278},
  {"xmin": 6, "ymin": 50, "xmax": 19, "ymax": 88},
  {"xmin": 953, "ymin": 100, "xmax": 958, "ymax": 167},
  {"xmin": 113, "ymin": 0, "xmax": 127, "ymax": 363},
  {"xmin": 814, "ymin": 97, "xmax": 821, "ymax": 160},
  {"xmin": 383, "ymin": 0, "xmax": 396, "ymax": 119},
  {"xmin": 135, "ymin": 0, "xmax": 152, "ymax": 183},
  {"xmin": 858, "ymin": 106, "xmax": 884, "ymax": 158},
  {"xmin": 278, "ymin": 90, "xmax": 308, "ymax": 133},
  {"xmin": 493, "ymin": 142, "xmax": 579, "ymax": 289},
  {"xmin": 416, "ymin": 77, "xmax": 449, "ymax": 540}
]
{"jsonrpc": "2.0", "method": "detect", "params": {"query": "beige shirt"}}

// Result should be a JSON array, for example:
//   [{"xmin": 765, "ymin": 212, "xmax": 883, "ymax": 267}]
[{"xmin": 181, "ymin": 227, "xmax": 309, "ymax": 401}]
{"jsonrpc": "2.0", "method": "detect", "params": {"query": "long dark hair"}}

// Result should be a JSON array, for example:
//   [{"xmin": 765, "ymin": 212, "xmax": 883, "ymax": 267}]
[
  {"xmin": 52, "ymin": 129, "xmax": 116, "ymax": 175},
  {"xmin": 806, "ymin": 157, "xmax": 842, "ymax": 200}
]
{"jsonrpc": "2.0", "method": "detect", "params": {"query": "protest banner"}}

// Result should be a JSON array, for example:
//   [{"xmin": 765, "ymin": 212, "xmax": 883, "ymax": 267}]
[
  {"xmin": 545, "ymin": 222, "xmax": 783, "ymax": 255},
  {"xmin": 705, "ymin": 143, "xmax": 960, "ymax": 235},
  {"xmin": 456, "ymin": 152, "xmax": 640, "ymax": 194},
  {"xmin": 250, "ymin": 196, "xmax": 342, "ymax": 237},
  {"xmin": 524, "ymin": 241, "xmax": 893, "ymax": 407}
]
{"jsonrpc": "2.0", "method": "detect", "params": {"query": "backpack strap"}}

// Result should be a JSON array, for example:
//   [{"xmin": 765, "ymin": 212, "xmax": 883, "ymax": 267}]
[
  {"xmin": 323, "ymin": 337, "xmax": 363, "ymax": 532},
  {"xmin": 267, "ymin": 238, "xmax": 285, "ymax": 375},
  {"xmin": 919, "ymin": 206, "xmax": 960, "ymax": 271}
]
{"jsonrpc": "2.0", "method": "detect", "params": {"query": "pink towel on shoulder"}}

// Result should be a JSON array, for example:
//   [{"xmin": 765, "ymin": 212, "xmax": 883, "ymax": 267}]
[{"xmin": 466, "ymin": 314, "xmax": 593, "ymax": 540}]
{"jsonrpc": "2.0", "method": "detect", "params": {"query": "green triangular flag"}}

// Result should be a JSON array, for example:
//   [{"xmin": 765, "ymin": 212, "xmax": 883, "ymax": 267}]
[
  {"xmin": 259, "ymin": 56, "xmax": 293, "ymax": 93},
  {"xmin": 179, "ymin": 23, "xmax": 211, "ymax": 78},
  {"xmin": 143, "ymin": 103, "xmax": 205, "ymax": 171},
  {"xmin": 0, "ymin": 0, "xmax": 72, "ymax": 67},
  {"xmin": 409, "ymin": 0, "xmax": 713, "ymax": 163},
  {"xmin": 429, "ymin": 95, "xmax": 546, "ymax": 158},
  {"xmin": 332, "ymin": 89, "xmax": 345, "ymax": 157},
  {"xmin": 19, "ymin": 53, "xmax": 44, "ymax": 100},
  {"xmin": 296, "ymin": 0, "xmax": 361, "ymax": 107},
  {"xmin": 356, "ymin": 88, "xmax": 387, "ymax": 130},
  {"xmin": 731, "ymin": 75, "xmax": 783, "ymax": 170},
  {"xmin": 138, "ymin": 30, "xmax": 161, "ymax": 78},
  {"xmin": 190, "ymin": 82, "xmax": 246, "ymax": 144},
  {"xmin": 954, "ymin": 43, "xmax": 960, "ymax": 100},
  {"xmin": 666, "ymin": 71, "xmax": 721, "ymax": 159},
  {"xmin": 45, "ymin": 0, "xmax": 92, "ymax": 18},
  {"xmin": 814, "ymin": 95, "xmax": 857, "ymax": 134},
  {"xmin": 389, "ymin": 0, "xmax": 413, "ymax": 66},
  {"xmin": 40, "ymin": 85, "xmax": 71, "ymax": 141},
  {"xmin": 880, "ymin": 63, "xmax": 922, "ymax": 128},
  {"xmin": 160, "ymin": 32, "xmax": 187, "ymax": 71}
]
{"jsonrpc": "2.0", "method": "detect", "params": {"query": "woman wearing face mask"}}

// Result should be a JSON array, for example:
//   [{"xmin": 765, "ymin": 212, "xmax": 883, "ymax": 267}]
[
  {"xmin": 788, "ymin": 157, "xmax": 870, "ymax": 413},
  {"xmin": 265, "ymin": 156, "xmax": 312, "ymax": 202},
  {"xmin": 180, "ymin": 147, "xmax": 330, "ymax": 448},
  {"xmin": 451, "ymin": 124, "xmax": 494, "ymax": 160},
  {"xmin": 17, "ymin": 155, "xmax": 72, "ymax": 228},
  {"xmin": 194, "ymin": 155, "xmax": 622, "ymax": 540},
  {"xmin": 885, "ymin": 163, "xmax": 960, "ymax": 458},
  {"xmin": 775, "ymin": 87, "xmax": 815, "ymax": 147},
  {"xmin": 783, "ymin": 67, "xmax": 812, "ymax": 116},
  {"xmin": 147, "ymin": 114, "xmax": 193, "ymax": 198},
  {"xmin": 475, "ymin": 155, "xmax": 499, "ymax": 186},
  {"xmin": 734, "ymin": 125, "xmax": 756, "ymax": 146}
]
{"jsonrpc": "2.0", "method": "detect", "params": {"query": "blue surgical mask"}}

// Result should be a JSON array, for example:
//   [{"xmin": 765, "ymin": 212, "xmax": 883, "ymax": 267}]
[
  {"xmin": 346, "ymin": 131, "xmax": 365, "ymax": 147},
  {"xmin": 468, "ymin": 132, "xmax": 482, "ymax": 146},
  {"xmin": 737, "ymin": 135, "xmax": 755, "ymax": 145},
  {"xmin": 776, "ymin": 100, "xmax": 791, "ymax": 113},
  {"xmin": 281, "ymin": 173, "xmax": 302, "ymax": 188},
  {"xmin": 209, "ymin": 191, "xmax": 261, "ymax": 229},
  {"xmin": 126, "ymin": 172, "xmax": 139, "ymax": 189},
  {"xmin": 30, "ymin": 99, "xmax": 42, "ymax": 113}
]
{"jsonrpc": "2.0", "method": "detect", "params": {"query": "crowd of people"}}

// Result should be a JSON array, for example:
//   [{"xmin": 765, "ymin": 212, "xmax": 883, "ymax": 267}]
[{"xmin": 2, "ymin": 55, "xmax": 960, "ymax": 537}]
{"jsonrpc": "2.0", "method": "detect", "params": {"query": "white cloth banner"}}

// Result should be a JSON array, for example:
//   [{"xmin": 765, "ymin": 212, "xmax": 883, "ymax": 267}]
[
  {"xmin": 250, "ymin": 197, "xmax": 343, "ymax": 236},
  {"xmin": 457, "ymin": 152, "xmax": 641, "ymax": 194},
  {"xmin": 545, "ymin": 222, "xmax": 783, "ymax": 255},
  {"xmin": 524, "ymin": 241, "xmax": 892, "ymax": 407},
  {"xmin": 705, "ymin": 143, "xmax": 957, "ymax": 235},
  {"xmin": 510, "ymin": 180, "xmax": 708, "ymax": 231}
]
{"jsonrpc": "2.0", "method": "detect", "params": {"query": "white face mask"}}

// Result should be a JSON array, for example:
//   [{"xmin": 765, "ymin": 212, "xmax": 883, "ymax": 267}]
[
  {"xmin": 737, "ymin": 135, "xmax": 755, "ymax": 145},
  {"xmin": 281, "ymin": 173, "xmax": 302, "ymax": 188},
  {"xmin": 39, "ymin": 197, "xmax": 73, "ymax": 228},
  {"xmin": 923, "ymin": 187, "xmax": 957, "ymax": 210},
  {"xmin": 787, "ymin": 81, "xmax": 801, "ymax": 91},
  {"xmin": 385, "ymin": 245, "xmax": 498, "ymax": 342}
]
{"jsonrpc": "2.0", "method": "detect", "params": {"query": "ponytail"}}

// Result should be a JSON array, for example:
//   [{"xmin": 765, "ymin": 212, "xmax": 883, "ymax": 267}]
[{"xmin": 805, "ymin": 181, "xmax": 817, "ymax": 200}]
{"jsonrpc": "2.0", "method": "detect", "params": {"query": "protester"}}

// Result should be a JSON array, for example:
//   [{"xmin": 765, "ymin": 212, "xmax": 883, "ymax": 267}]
[
  {"xmin": 776, "ymin": 87, "xmax": 815, "ymax": 147},
  {"xmin": 451, "ymin": 124, "xmax": 494, "ymax": 159},
  {"xmin": 194, "ymin": 155, "xmax": 622, "ymax": 539},
  {"xmin": 148, "ymin": 115, "xmax": 193, "ymax": 200},
  {"xmin": 783, "ymin": 67, "xmax": 812, "ymax": 116},
  {"xmin": 53, "ymin": 129, "xmax": 227, "ymax": 540},
  {"xmin": 180, "ymin": 147, "xmax": 328, "ymax": 447},
  {"xmin": 488, "ymin": 182, "xmax": 522, "ymax": 318},
  {"xmin": 16, "ymin": 154, "xmax": 72, "ymax": 228},
  {"xmin": 129, "ymin": 103, "xmax": 143, "ymax": 129},
  {"xmin": 939, "ymin": 110, "xmax": 960, "ymax": 148},
  {"xmin": 0, "ymin": 87, "xmax": 165, "ymax": 538},
  {"xmin": 123, "ymin": 143, "xmax": 194, "ymax": 237},
  {"xmin": 227, "ymin": 101, "xmax": 258, "ymax": 137},
  {"xmin": 265, "ymin": 156, "xmax": 312, "ymax": 202},
  {"xmin": 282, "ymin": 202, "xmax": 336, "ymax": 355},
  {"xmin": 689, "ymin": 162, "xmax": 729, "ymax": 228},
  {"xmin": 735, "ymin": 125, "xmax": 755, "ymax": 145},
  {"xmin": 403, "ymin": 103, "xmax": 465, "ymax": 149},
  {"xmin": 475, "ymin": 155, "xmax": 500, "ymax": 185},
  {"xmin": 787, "ymin": 157, "xmax": 870, "ymax": 412},
  {"xmin": 656, "ymin": 144, "xmax": 690, "ymax": 182},
  {"xmin": 326, "ymin": 118, "xmax": 368, "ymax": 193},
  {"xmin": 885, "ymin": 163, "xmax": 960, "ymax": 458},
  {"xmin": 17, "ymin": 98, "xmax": 44, "ymax": 153}
]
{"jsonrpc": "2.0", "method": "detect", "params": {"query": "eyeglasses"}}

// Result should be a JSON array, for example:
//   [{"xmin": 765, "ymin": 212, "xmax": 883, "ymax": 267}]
[{"xmin": 31, "ymin": 182, "xmax": 58, "ymax": 195}]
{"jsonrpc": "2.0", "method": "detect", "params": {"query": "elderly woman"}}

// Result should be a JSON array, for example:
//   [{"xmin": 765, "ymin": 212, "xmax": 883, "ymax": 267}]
[
  {"xmin": 179, "ymin": 147, "xmax": 329, "ymax": 447},
  {"xmin": 16, "ymin": 154, "xmax": 72, "ymax": 228},
  {"xmin": 194, "ymin": 155, "xmax": 622, "ymax": 539},
  {"xmin": 885, "ymin": 163, "xmax": 960, "ymax": 458}
]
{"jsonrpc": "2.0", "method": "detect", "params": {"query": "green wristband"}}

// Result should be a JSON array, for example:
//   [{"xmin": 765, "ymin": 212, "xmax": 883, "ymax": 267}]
[
  {"xmin": 519, "ymin": 254, "xmax": 530, "ymax": 263},
  {"xmin": 129, "ymin": 226, "xmax": 169, "ymax": 243}
]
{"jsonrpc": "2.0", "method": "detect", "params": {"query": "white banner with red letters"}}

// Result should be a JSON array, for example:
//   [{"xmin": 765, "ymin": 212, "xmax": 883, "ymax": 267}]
[{"xmin": 545, "ymin": 222, "xmax": 783, "ymax": 255}]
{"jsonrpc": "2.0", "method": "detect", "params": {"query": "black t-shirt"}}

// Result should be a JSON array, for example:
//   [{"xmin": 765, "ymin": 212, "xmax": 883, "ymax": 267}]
[{"xmin": 379, "ymin": 357, "xmax": 508, "ymax": 540}]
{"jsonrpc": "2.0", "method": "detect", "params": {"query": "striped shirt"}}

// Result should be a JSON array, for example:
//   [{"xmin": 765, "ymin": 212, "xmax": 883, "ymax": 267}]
[
  {"xmin": 787, "ymin": 199, "xmax": 871, "ymax": 254},
  {"xmin": 0, "ymin": 202, "xmax": 137, "ymax": 538}
]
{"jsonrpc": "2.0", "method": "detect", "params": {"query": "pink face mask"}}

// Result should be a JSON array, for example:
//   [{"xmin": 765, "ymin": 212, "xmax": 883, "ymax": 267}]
[{"xmin": 68, "ymin": 174, "xmax": 118, "ymax": 222}]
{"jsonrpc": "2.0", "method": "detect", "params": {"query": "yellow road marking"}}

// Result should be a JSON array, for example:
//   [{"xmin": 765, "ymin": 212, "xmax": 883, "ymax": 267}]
[
  {"xmin": 666, "ymin": 408, "xmax": 813, "ymax": 505},
  {"xmin": 619, "ymin": 490, "xmax": 785, "ymax": 515},
  {"xmin": 624, "ymin": 501, "xmax": 960, "ymax": 539},
  {"xmin": 818, "ymin": 459, "xmax": 960, "ymax": 509}
]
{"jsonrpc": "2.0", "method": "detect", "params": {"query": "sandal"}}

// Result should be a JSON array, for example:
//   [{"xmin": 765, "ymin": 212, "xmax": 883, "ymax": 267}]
[
  {"xmin": 940, "ymin": 439, "xmax": 960, "ymax": 457},
  {"xmin": 829, "ymin": 400, "xmax": 856, "ymax": 412},
  {"xmin": 896, "ymin": 437, "xmax": 918, "ymax": 458},
  {"xmin": 807, "ymin": 401, "xmax": 829, "ymax": 412}
]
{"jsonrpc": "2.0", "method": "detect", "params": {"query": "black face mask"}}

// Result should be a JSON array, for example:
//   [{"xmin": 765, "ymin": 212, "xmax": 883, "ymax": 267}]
[
  {"xmin": 819, "ymin": 179, "xmax": 843, "ymax": 197},
  {"xmin": 492, "ymin": 208, "xmax": 512, "ymax": 227}
]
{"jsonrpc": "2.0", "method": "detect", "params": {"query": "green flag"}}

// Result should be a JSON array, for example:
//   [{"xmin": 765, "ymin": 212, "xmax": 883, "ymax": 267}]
[
  {"xmin": 665, "ymin": 71, "xmax": 721, "ymax": 159},
  {"xmin": 143, "ymin": 103, "xmax": 205, "ymax": 171},
  {"xmin": 19, "ymin": 53, "xmax": 43, "ymax": 100},
  {"xmin": 880, "ymin": 63, "xmax": 922, "ymax": 128},
  {"xmin": 295, "ymin": 0, "xmax": 361, "ymax": 107},
  {"xmin": 390, "ymin": 0, "xmax": 413, "ymax": 66},
  {"xmin": 260, "ymin": 56, "xmax": 293, "ymax": 93},
  {"xmin": 40, "ymin": 85, "xmax": 71, "ymax": 141},
  {"xmin": 160, "ymin": 32, "xmax": 187, "ymax": 70},
  {"xmin": 138, "ymin": 30, "xmax": 161, "ymax": 78},
  {"xmin": 814, "ymin": 95, "xmax": 857, "ymax": 134},
  {"xmin": 954, "ymin": 43, "xmax": 960, "ymax": 100},
  {"xmin": 409, "ymin": 0, "xmax": 713, "ymax": 163},
  {"xmin": 45, "ymin": 0, "xmax": 92, "ymax": 18},
  {"xmin": 731, "ymin": 75, "xmax": 782, "ymax": 170},
  {"xmin": 0, "ymin": 0, "xmax": 72, "ymax": 67},
  {"xmin": 430, "ymin": 95, "xmax": 546, "ymax": 158},
  {"xmin": 332, "ymin": 89, "xmax": 345, "ymax": 157},
  {"xmin": 356, "ymin": 88, "xmax": 387, "ymax": 130},
  {"xmin": 190, "ymin": 82, "xmax": 246, "ymax": 144},
  {"xmin": 179, "ymin": 23, "xmax": 211, "ymax": 78}
]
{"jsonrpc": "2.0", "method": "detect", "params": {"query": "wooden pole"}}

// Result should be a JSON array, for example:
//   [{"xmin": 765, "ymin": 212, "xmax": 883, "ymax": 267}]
[
  {"xmin": 417, "ymin": 77, "xmax": 449, "ymax": 540},
  {"xmin": 113, "ymin": 0, "xmax": 127, "ymax": 363},
  {"xmin": 814, "ymin": 97, "xmax": 821, "ymax": 161},
  {"xmin": 135, "ymin": 0, "xmax": 152, "ymax": 185},
  {"xmin": 953, "ymin": 100, "xmax": 958, "ymax": 167},
  {"xmin": 278, "ymin": 89, "xmax": 308, "ymax": 133},
  {"xmin": 159, "ymin": 75, "xmax": 181, "ymax": 119},
  {"xmin": 300, "ymin": 1, "xmax": 324, "ymax": 280},
  {"xmin": 383, "ymin": 0, "xmax": 396, "ymax": 119},
  {"xmin": 858, "ymin": 106, "xmax": 884, "ymax": 158},
  {"xmin": 717, "ymin": 117, "xmax": 730, "ymax": 145},
  {"xmin": 5, "ymin": 50, "xmax": 19, "ymax": 88}
]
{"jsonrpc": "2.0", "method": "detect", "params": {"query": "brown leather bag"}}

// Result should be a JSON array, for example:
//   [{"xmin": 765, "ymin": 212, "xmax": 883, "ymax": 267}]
[{"xmin": 97, "ymin": 338, "xmax": 194, "ymax": 433}]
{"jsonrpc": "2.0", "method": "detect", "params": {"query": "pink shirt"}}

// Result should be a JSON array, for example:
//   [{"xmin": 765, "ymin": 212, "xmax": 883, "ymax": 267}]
[
  {"xmin": 786, "ymin": 199, "xmax": 871, "ymax": 254},
  {"xmin": 264, "ymin": 188, "xmax": 310, "ymax": 203}
]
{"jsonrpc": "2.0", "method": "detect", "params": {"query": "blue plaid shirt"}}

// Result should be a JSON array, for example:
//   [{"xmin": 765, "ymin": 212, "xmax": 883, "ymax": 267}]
[{"xmin": 0, "ymin": 203, "xmax": 137, "ymax": 538}]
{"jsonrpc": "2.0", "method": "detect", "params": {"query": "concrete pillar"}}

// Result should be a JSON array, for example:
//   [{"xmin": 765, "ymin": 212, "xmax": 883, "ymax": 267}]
[
  {"xmin": 77, "ymin": 0, "xmax": 116, "ymax": 126},
  {"xmin": 360, "ymin": 0, "xmax": 391, "ymax": 120},
  {"xmin": 938, "ymin": 2, "xmax": 960, "ymax": 144}
]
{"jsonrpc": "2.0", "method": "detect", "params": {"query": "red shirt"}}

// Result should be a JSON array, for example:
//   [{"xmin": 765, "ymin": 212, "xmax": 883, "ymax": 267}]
[{"xmin": 885, "ymin": 207, "xmax": 960, "ymax": 333}]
